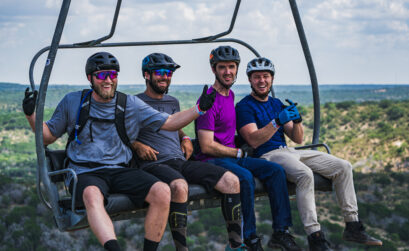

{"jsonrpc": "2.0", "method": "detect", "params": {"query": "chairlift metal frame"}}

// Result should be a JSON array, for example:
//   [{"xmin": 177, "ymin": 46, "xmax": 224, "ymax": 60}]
[{"xmin": 30, "ymin": 0, "xmax": 323, "ymax": 231}]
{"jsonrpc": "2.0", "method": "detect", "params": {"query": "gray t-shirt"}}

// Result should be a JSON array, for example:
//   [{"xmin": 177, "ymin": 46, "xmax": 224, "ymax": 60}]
[
  {"xmin": 136, "ymin": 93, "xmax": 185, "ymax": 168},
  {"xmin": 46, "ymin": 91, "xmax": 169, "ymax": 180}
]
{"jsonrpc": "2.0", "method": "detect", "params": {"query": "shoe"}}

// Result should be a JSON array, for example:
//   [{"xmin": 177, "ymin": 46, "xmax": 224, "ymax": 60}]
[
  {"xmin": 343, "ymin": 220, "xmax": 382, "ymax": 246},
  {"xmin": 244, "ymin": 235, "xmax": 264, "ymax": 251},
  {"xmin": 307, "ymin": 231, "xmax": 332, "ymax": 251},
  {"xmin": 225, "ymin": 243, "xmax": 248, "ymax": 251},
  {"xmin": 268, "ymin": 231, "xmax": 301, "ymax": 251}
]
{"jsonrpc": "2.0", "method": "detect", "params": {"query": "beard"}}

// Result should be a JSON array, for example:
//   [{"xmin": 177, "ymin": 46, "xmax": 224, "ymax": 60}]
[
  {"xmin": 251, "ymin": 84, "xmax": 271, "ymax": 99},
  {"xmin": 148, "ymin": 76, "xmax": 170, "ymax": 94},
  {"xmin": 215, "ymin": 71, "xmax": 236, "ymax": 90},
  {"xmin": 93, "ymin": 82, "xmax": 117, "ymax": 100}
]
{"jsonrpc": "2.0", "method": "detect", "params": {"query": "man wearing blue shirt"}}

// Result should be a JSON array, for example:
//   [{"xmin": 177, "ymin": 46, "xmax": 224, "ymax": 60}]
[{"xmin": 236, "ymin": 57, "xmax": 382, "ymax": 251}]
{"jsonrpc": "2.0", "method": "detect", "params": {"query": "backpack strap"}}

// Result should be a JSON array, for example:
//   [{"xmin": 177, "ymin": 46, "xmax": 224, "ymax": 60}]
[
  {"xmin": 67, "ymin": 89, "xmax": 92, "ymax": 146},
  {"xmin": 115, "ymin": 91, "xmax": 131, "ymax": 147}
]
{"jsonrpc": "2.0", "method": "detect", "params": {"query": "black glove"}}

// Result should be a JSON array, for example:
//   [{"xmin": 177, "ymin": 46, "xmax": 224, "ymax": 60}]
[
  {"xmin": 22, "ymin": 87, "xmax": 38, "ymax": 116},
  {"xmin": 198, "ymin": 85, "xmax": 216, "ymax": 112}
]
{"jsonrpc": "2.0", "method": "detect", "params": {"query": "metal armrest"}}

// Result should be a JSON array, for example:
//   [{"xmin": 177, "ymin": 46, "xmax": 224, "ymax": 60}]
[
  {"xmin": 295, "ymin": 143, "xmax": 331, "ymax": 154},
  {"xmin": 48, "ymin": 168, "xmax": 80, "ymax": 214}
]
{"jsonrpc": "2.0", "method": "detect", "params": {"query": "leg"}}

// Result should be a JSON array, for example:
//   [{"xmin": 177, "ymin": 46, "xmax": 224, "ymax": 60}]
[
  {"xmin": 208, "ymin": 158, "xmax": 256, "ymax": 240},
  {"xmin": 297, "ymin": 149, "xmax": 358, "ymax": 222},
  {"xmin": 239, "ymin": 157, "xmax": 292, "ymax": 230},
  {"xmin": 174, "ymin": 159, "xmax": 243, "ymax": 249},
  {"xmin": 261, "ymin": 148, "xmax": 320, "ymax": 235},
  {"xmin": 214, "ymin": 171, "xmax": 240, "ymax": 194},
  {"xmin": 83, "ymin": 185, "xmax": 116, "ymax": 245},
  {"xmin": 143, "ymin": 163, "xmax": 189, "ymax": 251},
  {"xmin": 144, "ymin": 181, "xmax": 171, "ymax": 242}
]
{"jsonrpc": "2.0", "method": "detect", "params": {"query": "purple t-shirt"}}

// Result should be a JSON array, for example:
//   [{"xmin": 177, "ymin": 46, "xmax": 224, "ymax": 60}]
[{"xmin": 195, "ymin": 86, "xmax": 236, "ymax": 161}]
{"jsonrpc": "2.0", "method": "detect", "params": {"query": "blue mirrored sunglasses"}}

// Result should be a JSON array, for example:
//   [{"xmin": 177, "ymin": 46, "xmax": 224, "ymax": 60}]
[{"xmin": 153, "ymin": 69, "xmax": 173, "ymax": 77}]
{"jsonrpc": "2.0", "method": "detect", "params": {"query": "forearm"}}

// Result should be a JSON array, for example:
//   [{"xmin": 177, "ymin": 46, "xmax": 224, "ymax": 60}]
[
  {"xmin": 26, "ymin": 113, "xmax": 57, "ymax": 145},
  {"xmin": 245, "ymin": 123, "xmax": 279, "ymax": 149},
  {"xmin": 289, "ymin": 122, "xmax": 304, "ymax": 144},
  {"xmin": 200, "ymin": 139, "xmax": 238, "ymax": 158},
  {"xmin": 161, "ymin": 107, "xmax": 199, "ymax": 131}
]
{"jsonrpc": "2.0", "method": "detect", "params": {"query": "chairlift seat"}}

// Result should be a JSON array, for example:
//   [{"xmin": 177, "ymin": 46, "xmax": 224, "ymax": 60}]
[{"xmin": 45, "ymin": 138, "xmax": 332, "ymax": 231}]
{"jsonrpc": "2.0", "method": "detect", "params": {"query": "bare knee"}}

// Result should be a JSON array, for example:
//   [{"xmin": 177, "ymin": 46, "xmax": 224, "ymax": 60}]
[
  {"xmin": 146, "ymin": 181, "xmax": 171, "ymax": 208},
  {"xmin": 215, "ymin": 171, "xmax": 240, "ymax": 194},
  {"xmin": 169, "ymin": 179, "xmax": 188, "ymax": 202},
  {"xmin": 82, "ymin": 186, "xmax": 104, "ymax": 209}
]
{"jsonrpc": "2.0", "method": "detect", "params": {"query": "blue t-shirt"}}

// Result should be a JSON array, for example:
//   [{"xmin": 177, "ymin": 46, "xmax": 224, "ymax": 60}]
[
  {"xmin": 236, "ymin": 95, "xmax": 286, "ymax": 157},
  {"xmin": 46, "ymin": 91, "xmax": 169, "ymax": 181}
]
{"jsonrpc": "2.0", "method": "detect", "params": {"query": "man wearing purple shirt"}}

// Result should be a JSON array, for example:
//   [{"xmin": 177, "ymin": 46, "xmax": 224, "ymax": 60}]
[{"xmin": 195, "ymin": 46, "xmax": 301, "ymax": 251}]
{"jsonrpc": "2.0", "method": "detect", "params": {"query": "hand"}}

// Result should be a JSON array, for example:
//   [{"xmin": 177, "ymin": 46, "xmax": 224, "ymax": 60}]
[
  {"xmin": 22, "ymin": 87, "xmax": 38, "ymax": 116},
  {"xmin": 132, "ymin": 141, "xmax": 159, "ymax": 161},
  {"xmin": 198, "ymin": 85, "xmax": 216, "ymax": 112},
  {"xmin": 275, "ymin": 99, "xmax": 301, "ymax": 125},
  {"xmin": 285, "ymin": 99, "xmax": 303, "ymax": 123},
  {"xmin": 180, "ymin": 138, "xmax": 194, "ymax": 160}
]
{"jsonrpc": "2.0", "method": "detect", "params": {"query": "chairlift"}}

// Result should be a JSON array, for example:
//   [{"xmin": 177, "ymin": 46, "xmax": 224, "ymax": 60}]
[{"xmin": 29, "ymin": 0, "xmax": 332, "ymax": 231}]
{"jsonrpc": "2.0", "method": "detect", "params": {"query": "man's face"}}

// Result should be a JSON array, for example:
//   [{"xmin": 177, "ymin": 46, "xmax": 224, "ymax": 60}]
[
  {"xmin": 249, "ymin": 71, "xmax": 273, "ymax": 99},
  {"xmin": 89, "ymin": 70, "xmax": 118, "ymax": 100},
  {"xmin": 145, "ymin": 69, "xmax": 173, "ymax": 94},
  {"xmin": 213, "ymin": 61, "xmax": 238, "ymax": 89}
]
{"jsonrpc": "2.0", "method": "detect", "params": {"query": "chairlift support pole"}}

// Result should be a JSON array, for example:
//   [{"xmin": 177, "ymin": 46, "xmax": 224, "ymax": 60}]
[
  {"xmin": 34, "ymin": 0, "xmax": 72, "ymax": 228},
  {"xmin": 289, "ymin": 0, "xmax": 320, "ymax": 145}
]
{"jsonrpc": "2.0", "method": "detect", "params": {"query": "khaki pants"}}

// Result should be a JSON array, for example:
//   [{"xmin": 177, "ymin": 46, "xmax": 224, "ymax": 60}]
[{"xmin": 261, "ymin": 147, "xmax": 359, "ymax": 235}]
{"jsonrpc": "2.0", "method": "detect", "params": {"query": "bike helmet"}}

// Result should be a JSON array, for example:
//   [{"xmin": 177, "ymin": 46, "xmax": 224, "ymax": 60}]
[
  {"xmin": 141, "ymin": 53, "xmax": 180, "ymax": 77},
  {"xmin": 209, "ymin": 46, "xmax": 240, "ymax": 67},
  {"xmin": 246, "ymin": 57, "xmax": 275, "ymax": 77},
  {"xmin": 85, "ymin": 52, "xmax": 120, "ymax": 76}
]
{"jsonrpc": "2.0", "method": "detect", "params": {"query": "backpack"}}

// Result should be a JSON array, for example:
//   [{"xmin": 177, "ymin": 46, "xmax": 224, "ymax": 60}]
[{"xmin": 66, "ymin": 89, "xmax": 132, "ymax": 168}]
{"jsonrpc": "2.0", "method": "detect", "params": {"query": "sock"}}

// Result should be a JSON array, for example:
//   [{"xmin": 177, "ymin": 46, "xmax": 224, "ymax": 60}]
[
  {"xmin": 143, "ymin": 238, "xmax": 159, "ymax": 251},
  {"xmin": 103, "ymin": 239, "xmax": 121, "ymax": 251},
  {"xmin": 168, "ymin": 202, "xmax": 188, "ymax": 251},
  {"xmin": 221, "ymin": 193, "xmax": 242, "ymax": 248}
]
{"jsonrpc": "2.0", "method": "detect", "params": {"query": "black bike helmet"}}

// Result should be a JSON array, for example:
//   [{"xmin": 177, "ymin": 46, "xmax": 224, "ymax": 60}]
[
  {"xmin": 141, "ymin": 53, "xmax": 181, "ymax": 77},
  {"xmin": 246, "ymin": 57, "xmax": 275, "ymax": 77},
  {"xmin": 209, "ymin": 45, "xmax": 240, "ymax": 67},
  {"xmin": 85, "ymin": 52, "xmax": 120, "ymax": 76}
]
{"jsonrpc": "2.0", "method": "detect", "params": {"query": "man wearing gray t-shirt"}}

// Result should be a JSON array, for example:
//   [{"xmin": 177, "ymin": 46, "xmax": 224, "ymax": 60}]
[
  {"xmin": 22, "ymin": 52, "xmax": 216, "ymax": 251},
  {"xmin": 132, "ymin": 53, "xmax": 245, "ymax": 251}
]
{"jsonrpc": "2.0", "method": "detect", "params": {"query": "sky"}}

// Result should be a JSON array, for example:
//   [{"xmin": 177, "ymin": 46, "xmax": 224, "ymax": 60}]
[{"xmin": 1, "ymin": 0, "xmax": 409, "ymax": 86}]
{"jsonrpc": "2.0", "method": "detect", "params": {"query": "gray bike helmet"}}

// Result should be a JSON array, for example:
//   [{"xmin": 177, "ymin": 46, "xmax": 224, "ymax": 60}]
[
  {"xmin": 246, "ymin": 57, "xmax": 275, "ymax": 77},
  {"xmin": 141, "ymin": 53, "xmax": 180, "ymax": 77},
  {"xmin": 209, "ymin": 45, "xmax": 240, "ymax": 67},
  {"xmin": 85, "ymin": 52, "xmax": 120, "ymax": 76}
]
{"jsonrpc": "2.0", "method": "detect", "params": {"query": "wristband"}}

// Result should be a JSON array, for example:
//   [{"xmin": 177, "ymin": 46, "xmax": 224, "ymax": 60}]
[
  {"xmin": 271, "ymin": 119, "xmax": 279, "ymax": 129},
  {"xmin": 236, "ymin": 148, "xmax": 242, "ymax": 158},
  {"xmin": 195, "ymin": 104, "xmax": 205, "ymax": 115},
  {"xmin": 182, "ymin": 136, "xmax": 191, "ymax": 141}
]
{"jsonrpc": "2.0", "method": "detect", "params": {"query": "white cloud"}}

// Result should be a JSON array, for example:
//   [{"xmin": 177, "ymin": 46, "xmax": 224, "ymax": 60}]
[{"xmin": 0, "ymin": 0, "xmax": 408, "ymax": 85}]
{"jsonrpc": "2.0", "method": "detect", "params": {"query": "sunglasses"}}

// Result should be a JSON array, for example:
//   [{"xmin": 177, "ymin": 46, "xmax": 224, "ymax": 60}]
[
  {"xmin": 153, "ymin": 69, "xmax": 173, "ymax": 77},
  {"xmin": 93, "ymin": 71, "xmax": 118, "ymax": 80}
]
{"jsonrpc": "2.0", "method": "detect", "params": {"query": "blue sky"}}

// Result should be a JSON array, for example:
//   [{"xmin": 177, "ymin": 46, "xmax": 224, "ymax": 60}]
[{"xmin": 1, "ymin": 0, "xmax": 408, "ymax": 86}]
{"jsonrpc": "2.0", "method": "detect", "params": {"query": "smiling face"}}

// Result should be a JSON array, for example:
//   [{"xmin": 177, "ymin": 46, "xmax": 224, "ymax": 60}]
[
  {"xmin": 145, "ymin": 69, "xmax": 172, "ymax": 95},
  {"xmin": 249, "ymin": 71, "xmax": 273, "ymax": 100},
  {"xmin": 212, "ymin": 61, "xmax": 238, "ymax": 90},
  {"xmin": 88, "ymin": 70, "xmax": 118, "ymax": 102}
]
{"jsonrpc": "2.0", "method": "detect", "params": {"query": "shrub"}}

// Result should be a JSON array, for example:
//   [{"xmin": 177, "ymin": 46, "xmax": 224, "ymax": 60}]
[
  {"xmin": 336, "ymin": 101, "xmax": 356, "ymax": 110},
  {"xmin": 387, "ymin": 106, "xmax": 405, "ymax": 120}
]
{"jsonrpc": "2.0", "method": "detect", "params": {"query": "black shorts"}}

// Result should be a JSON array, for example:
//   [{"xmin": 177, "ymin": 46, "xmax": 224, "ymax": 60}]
[
  {"xmin": 70, "ymin": 168, "xmax": 160, "ymax": 208},
  {"xmin": 143, "ymin": 159, "xmax": 227, "ymax": 193}
]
